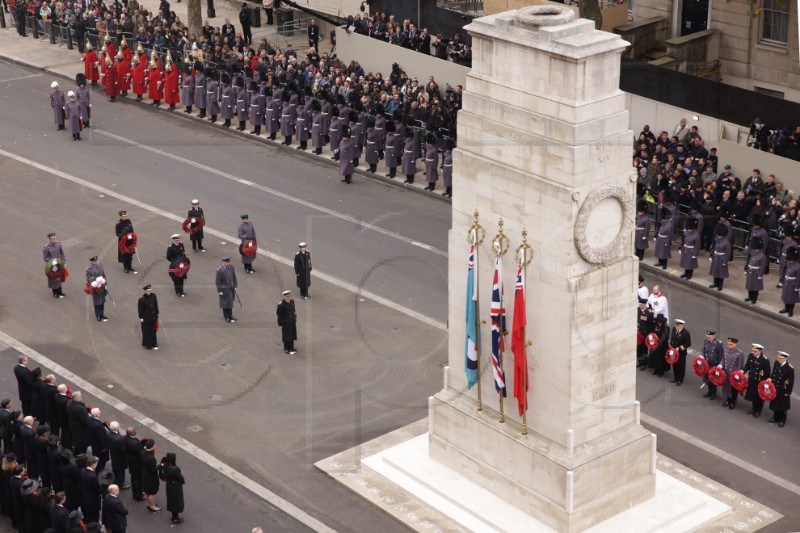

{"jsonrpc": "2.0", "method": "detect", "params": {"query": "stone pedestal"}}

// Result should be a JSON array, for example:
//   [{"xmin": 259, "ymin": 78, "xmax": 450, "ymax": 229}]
[{"xmin": 429, "ymin": 7, "xmax": 653, "ymax": 532}]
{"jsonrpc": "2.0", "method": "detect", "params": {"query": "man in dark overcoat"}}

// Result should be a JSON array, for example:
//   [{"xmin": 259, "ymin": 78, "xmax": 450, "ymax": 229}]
[
  {"xmin": 216, "ymin": 257, "xmax": 238, "ymax": 323},
  {"xmin": 137, "ymin": 285, "xmax": 159, "ymax": 350},
  {"xmin": 294, "ymin": 243, "xmax": 311, "ymax": 299},
  {"xmin": 768, "ymin": 351, "xmax": 794, "ymax": 428},
  {"xmin": 277, "ymin": 290, "xmax": 297, "ymax": 355},
  {"xmin": 743, "ymin": 344, "xmax": 770, "ymax": 417}
]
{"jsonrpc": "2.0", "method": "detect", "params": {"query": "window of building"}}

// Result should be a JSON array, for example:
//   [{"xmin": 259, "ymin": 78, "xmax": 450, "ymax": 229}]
[{"xmin": 760, "ymin": 0, "xmax": 790, "ymax": 45}]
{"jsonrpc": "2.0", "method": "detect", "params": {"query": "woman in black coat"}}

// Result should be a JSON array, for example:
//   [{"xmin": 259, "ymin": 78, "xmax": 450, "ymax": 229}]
[
  {"xmin": 60, "ymin": 450, "xmax": 80, "ymax": 511},
  {"xmin": 35, "ymin": 428, "xmax": 52, "ymax": 488},
  {"xmin": 159, "ymin": 452, "xmax": 185, "ymax": 523},
  {"xmin": 48, "ymin": 436, "xmax": 64, "ymax": 493},
  {"xmin": 141, "ymin": 439, "xmax": 161, "ymax": 512}
]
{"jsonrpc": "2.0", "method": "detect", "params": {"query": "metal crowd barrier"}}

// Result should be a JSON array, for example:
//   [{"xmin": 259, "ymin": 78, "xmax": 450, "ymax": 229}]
[{"xmin": 645, "ymin": 199, "xmax": 784, "ymax": 261}]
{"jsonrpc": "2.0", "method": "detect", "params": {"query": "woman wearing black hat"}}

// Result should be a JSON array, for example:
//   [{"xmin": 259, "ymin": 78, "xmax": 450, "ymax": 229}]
[
  {"xmin": 142, "ymin": 439, "xmax": 161, "ymax": 512},
  {"xmin": 159, "ymin": 452, "xmax": 185, "ymax": 523}
]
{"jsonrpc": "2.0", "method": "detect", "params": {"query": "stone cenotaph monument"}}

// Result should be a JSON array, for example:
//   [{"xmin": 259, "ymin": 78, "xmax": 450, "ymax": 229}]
[
  {"xmin": 320, "ymin": 6, "xmax": 739, "ymax": 532},
  {"xmin": 429, "ymin": 6, "xmax": 651, "ymax": 531}
]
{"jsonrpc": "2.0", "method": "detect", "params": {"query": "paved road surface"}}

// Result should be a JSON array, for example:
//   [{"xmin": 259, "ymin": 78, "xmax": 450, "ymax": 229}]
[{"xmin": 0, "ymin": 58, "xmax": 798, "ymax": 532}]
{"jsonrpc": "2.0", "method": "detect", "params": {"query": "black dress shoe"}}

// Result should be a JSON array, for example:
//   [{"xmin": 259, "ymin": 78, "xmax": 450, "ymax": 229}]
[
  {"xmin": 745, "ymin": 298, "xmax": 751, "ymax": 302},
  {"xmin": 753, "ymin": 411, "xmax": 761, "ymax": 418},
  {"xmin": 669, "ymin": 379, "xmax": 677, "ymax": 383},
  {"xmin": 702, "ymin": 391, "xmax": 712, "ymax": 398},
  {"xmin": 675, "ymin": 382, "xmax": 682, "ymax": 386},
  {"xmin": 708, "ymin": 284, "xmax": 717, "ymax": 289},
  {"xmin": 778, "ymin": 422, "xmax": 785, "ymax": 428},
  {"xmin": 717, "ymin": 286, "xmax": 723, "ymax": 291},
  {"xmin": 728, "ymin": 404, "xmax": 735, "ymax": 410},
  {"xmin": 779, "ymin": 309, "xmax": 788, "ymax": 314},
  {"xmin": 747, "ymin": 409, "xmax": 755, "ymax": 415},
  {"xmin": 680, "ymin": 274, "xmax": 687, "ymax": 279},
  {"xmin": 709, "ymin": 395, "xmax": 716, "ymax": 400},
  {"xmin": 768, "ymin": 418, "xmax": 776, "ymax": 423},
  {"xmin": 721, "ymin": 401, "xmax": 730, "ymax": 407}
]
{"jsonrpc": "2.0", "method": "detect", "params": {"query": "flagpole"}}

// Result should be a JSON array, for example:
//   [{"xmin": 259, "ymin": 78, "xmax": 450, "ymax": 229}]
[
  {"xmin": 468, "ymin": 210, "xmax": 486, "ymax": 412},
  {"xmin": 493, "ymin": 219, "xmax": 510, "ymax": 423},
  {"xmin": 517, "ymin": 229, "xmax": 533, "ymax": 436}
]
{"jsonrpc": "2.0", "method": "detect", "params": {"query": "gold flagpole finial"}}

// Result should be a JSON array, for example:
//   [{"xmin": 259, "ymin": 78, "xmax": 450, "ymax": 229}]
[
  {"xmin": 516, "ymin": 228, "xmax": 534, "ymax": 268},
  {"xmin": 467, "ymin": 209, "xmax": 486, "ymax": 246},
  {"xmin": 493, "ymin": 218, "xmax": 510, "ymax": 257}
]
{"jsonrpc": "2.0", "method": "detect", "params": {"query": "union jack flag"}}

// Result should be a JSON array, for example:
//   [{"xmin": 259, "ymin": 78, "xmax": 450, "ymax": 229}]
[{"xmin": 490, "ymin": 256, "xmax": 507, "ymax": 396}]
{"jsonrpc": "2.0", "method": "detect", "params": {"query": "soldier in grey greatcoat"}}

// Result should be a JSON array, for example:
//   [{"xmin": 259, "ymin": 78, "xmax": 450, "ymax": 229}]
[
  {"xmin": 206, "ymin": 70, "xmax": 220, "ymax": 123},
  {"xmin": 320, "ymin": 93, "xmax": 332, "ymax": 144},
  {"xmin": 339, "ymin": 125, "xmax": 354, "ymax": 184},
  {"xmin": 745, "ymin": 236, "xmax": 767, "ymax": 304},
  {"xmin": 653, "ymin": 207, "xmax": 674, "ymax": 269},
  {"xmin": 402, "ymin": 128, "xmax": 417, "ymax": 184},
  {"xmin": 237, "ymin": 215, "xmax": 257, "ymax": 273},
  {"xmin": 717, "ymin": 207, "xmax": 734, "ymax": 261},
  {"xmin": 193, "ymin": 64, "xmax": 206, "ymax": 118},
  {"xmin": 679, "ymin": 217, "xmax": 699, "ymax": 279},
  {"xmin": 280, "ymin": 91, "xmax": 296, "ymax": 145},
  {"xmin": 634, "ymin": 201, "xmax": 650, "ymax": 260},
  {"xmin": 180, "ymin": 66, "xmax": 195, "ymax": 114},
  {"xmin": 364, "ymin": 118, "xmax": 379, "ymax": 173},
  {"xmin": 248, "ymin": 82, "xmax": 265, "ymax": 136},
  {"xmin": 219, "ymin": 73, "xmax": 234, "ymax": 128},
  {"xmin": 64, "ymin": 92, "xmax": 83, "ymax": 141},
  {"xmin": 348, "ymin": 111, "xmax": 363, "ymax": 167},
  {"xmin": 76, "ymin": 74, "xmax": 92, "ymax": 128},
  {"xmin": 310, "ymin": 99, "xmax": 324, "ymax": 155},
  {"xmin": 423, "ymin": 134, "xmax": 439, "ymax": 192},
  {"xmin": 384, "ymin": 121, "xmax": 399, "ymax": 178},
  {"xmin": 267, "ymin": 84, "xmax": 283, "ymax": 140},
  {"xmin": 441, "ymin": 139, "xmax": 453, "ymax": 198},
  {"xmin": 85, "ymin": 256, "xmax": 108, "ymax": 322},
  {"xmin": 235, "ymin": 78, "xmax": 248, "ymax": 131},
  {"xmin": 374, "ymin": 103, "xmax": 387, "ymax": 159},
  {"xmin": 779, "ymin": 247, "xmax": 800, "ymax": 316},
  {"xmin": 719, "ymin": 337, "xmax": 744, "ymax": 409},
  {"xmin": 43, "ymin": 232, "xmax": 67, "ymax": 298},
  {"xmin": 329, "ymin": 107, "xmax": 344, "ymax": 160},
  {"xmin": 709, "ymin": 223, "xmax": 731, "ymax": 291},
  {"xmin": 296, "ymin": 91, "xmax": 313, "ymax": 150},
  {"xmin": 745, "ymin": 214, "xmax": 770, "ymax": 275},
  {"xmin": 50, "ymin": 81, "xmax": 66, "ymax": 131},
  {"xmin": 777, "ymin": 227, "xmax": 798, "ymax": 288},
  {"xmin": 215, "ymin": 257, "xmax": 238, "ymax": 323},
  {"xmin": 264, "ymin": 86, "xmax": 278, "ymax": 140}
]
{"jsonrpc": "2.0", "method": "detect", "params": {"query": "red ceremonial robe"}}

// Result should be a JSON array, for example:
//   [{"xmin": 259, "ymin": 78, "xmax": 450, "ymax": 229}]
[
  {"xmin": 105, "ymin": 65, "xmax": 118, "ymax": 98},
  {"xmin": 147, "ymin": 67, "xmax": 164, "ymax": 101},
  {"xmin": 99, "ymin": 57, "xmax": 109, "ymax": 89},
  {"xmin": 164, "ymin": 69, "xmax": 180, "ymax": 106},
  {"xmin": 84, "ymin": 50, "xmax": 99, "ymax": 81},
  {"xmin": 132, "ymin": 62, "xmax": 147, "ymax": 96},
  {"xmin": 115, "ymin": 61, "xmax": 128, "ymax": 93}
]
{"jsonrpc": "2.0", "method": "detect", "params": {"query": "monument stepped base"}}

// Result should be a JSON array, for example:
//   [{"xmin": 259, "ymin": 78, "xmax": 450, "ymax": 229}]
[{"xmin": 317, "ymin": 419, "xmax": 782, "ymax": 533}]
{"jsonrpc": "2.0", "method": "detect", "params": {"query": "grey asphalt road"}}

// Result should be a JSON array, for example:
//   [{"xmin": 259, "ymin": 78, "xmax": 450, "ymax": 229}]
[{"xmin": 1, "ymin": 57, "xmax": 799, "ymax": 532}]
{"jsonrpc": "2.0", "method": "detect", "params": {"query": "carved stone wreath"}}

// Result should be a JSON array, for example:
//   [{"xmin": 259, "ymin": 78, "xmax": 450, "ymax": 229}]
[
  {"xmin": 574, "ymin": 184, "xmax": 633, "ymax": 265},
  {"xmin": 515, "ymin": 5, "xmax": 575, "ymax": 27}
]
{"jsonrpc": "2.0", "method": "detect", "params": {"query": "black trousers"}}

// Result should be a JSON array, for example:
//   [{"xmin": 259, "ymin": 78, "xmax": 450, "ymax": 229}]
[
  {"xmin": 706, "ymin": 382, "xmax": 717, "ymax": 397},
  {"xmin": 673, "ymin": 352, "xmax": 686, "ymax": 383},
  {"xmin": 635, "ymin": 248, "xmax": 644, "ymax": 260},
  {"xmin": 264, "ymin": 7, "xmax": 273, "ymax": 24},
  {"xmin": 726, "ymin": 390, "xmax": 738, "ymax": 406},
  {"xmin": 113, "ymin": 467, "xmax": 126, "ymax": 486},
  {"xmin": 748, "ymin": 290, "xmax": 759, "ymax": 302},
  {"xmin": 130, "ymin": 468, "xmax": 143, "ymax": 499},
  {"xmin": 284, "ymin": 340, "xmax": 295, "ymax": 351},
  {"xmin": 713, "ymin": 277, "xmax": 724, "ymax": 288},
  {"xmin": 223, "ymin": 308, "xmax": 233, "ymax": 320},
  {"xmin": 173, "ymin": 278, "xmax": 185, "ymax": 295},
  {"xmin": 122, "ymin": 254, "xmax": 133, "ymax": 271},
  {"xmin": 772, "ymin": 410, "xmax": 788, "ymax": 423},
  {"xmin": 751, "ymin": 398, "xmax": 764, "ymax": 413},
  {"xmin": 94, "ymin": 304, "xmax": 105, "ymax": 320}
]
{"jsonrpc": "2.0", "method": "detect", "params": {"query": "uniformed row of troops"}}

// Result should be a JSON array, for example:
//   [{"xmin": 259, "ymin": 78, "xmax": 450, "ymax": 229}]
[
  {"xmin": 4, "ymin": 355, "xmax": 186, "ymax": 531},
  {"xmin": 69, "ymin": 38, "xmax": 455, "ymax": 196},
  {"xmin": 635, "ymin": 199, "xmax": 800, "ymax": 315},
  {"xmin": 43, "ymin": 202, "xmax": 309, "ymax": 355},
  {"xmin": 636, "ymin": 301, "xmax": 794, "ymax": 427}
]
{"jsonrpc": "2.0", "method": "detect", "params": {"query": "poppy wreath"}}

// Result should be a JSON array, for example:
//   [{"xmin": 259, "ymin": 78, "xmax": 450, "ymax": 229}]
[
  {"xmin": 692, "ymin": 356, "xmax": 709, "ymax": 377},
  {"xmin": 707, "ymin": 366, "xmax": 727, "ymax": 387},
  {"xmin": 44, "ymin": 259, "xmax": 69, "ymax": 282},
  {"xmin": 84, "ymin": 276, "xmax": 107, "ymax": 294},
  {"xmin": 757, "ymin": 380, "xmax": 777, "ymax": 401},
  {"xmin": 644, "ymin": 332, "xmax": 659, "ymax": 350},
  {"xmin": 182, "ymin": 216, "xmax": 205, "ymax": 233},
  {"xmin": 665, "ymin": 348, "xmax": 680, "ymax": 365},
  {"xmin": 730, "ymin": 370, "xmax": 748, "ymax": 393},
  {"xmin": 118, "ymin": 232, "xmax": 137, "ymax": 254},
  {"xmin": 239, "ymin": 239, "xmax": 258, "ymax": 257}
]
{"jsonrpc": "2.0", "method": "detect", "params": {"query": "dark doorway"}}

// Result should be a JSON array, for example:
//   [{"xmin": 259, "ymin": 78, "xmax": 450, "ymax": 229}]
[{"xmin": 680, "ymin": 0, "xmax": 709, "ymax": 36}]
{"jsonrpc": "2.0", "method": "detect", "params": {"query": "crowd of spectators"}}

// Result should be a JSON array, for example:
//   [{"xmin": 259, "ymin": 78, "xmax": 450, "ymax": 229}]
[
  {"xmin": 343, "ymin": 10, "xmax": 472, "ymax": 66},
  {"xmin": 634, "ymin": 119, "xmax": 799, "ymax": 251},
  {"xmin": 10, "ymin": 0, "xmax": 463, "ymax": 144}
]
